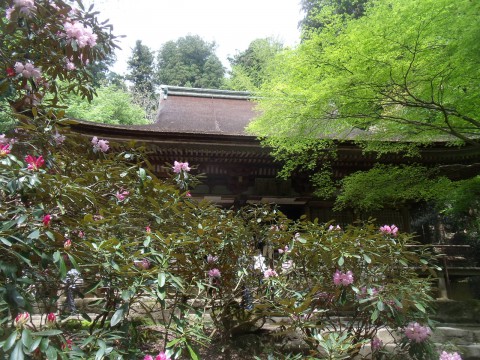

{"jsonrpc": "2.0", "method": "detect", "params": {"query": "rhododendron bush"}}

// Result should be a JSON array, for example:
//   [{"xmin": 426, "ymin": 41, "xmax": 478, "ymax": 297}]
[
  {"xmin": 1, "ymin": 0, "xmax": 119, "ymax": 113},
  {"xmin": 0, "ymin": 1, "xmax": 447, "ymax": 359}
]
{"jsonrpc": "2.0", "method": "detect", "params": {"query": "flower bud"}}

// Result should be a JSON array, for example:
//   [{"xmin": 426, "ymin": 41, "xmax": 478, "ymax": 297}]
[
  {"xmin": 14, "ymin": 312, "xmax": 30, "ymax": 328},
  {"xmin": 64, "ymin": 239, "xmax": 72, "ymax": 250},
  {"xmin": 46, "ymin": 312, "xmax": 56, "ymax": 326}
]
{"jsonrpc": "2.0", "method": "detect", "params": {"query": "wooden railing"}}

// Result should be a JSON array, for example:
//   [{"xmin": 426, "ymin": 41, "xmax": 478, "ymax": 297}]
[{"xmin": 424, "ymin": 244, "xmax": 480, "ymax": 298}]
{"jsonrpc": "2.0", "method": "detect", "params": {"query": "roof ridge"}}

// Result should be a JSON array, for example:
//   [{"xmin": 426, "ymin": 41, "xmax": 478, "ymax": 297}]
[{"xmin": 160, "ymin": 85, "xmax": 251, "ymax": 100}]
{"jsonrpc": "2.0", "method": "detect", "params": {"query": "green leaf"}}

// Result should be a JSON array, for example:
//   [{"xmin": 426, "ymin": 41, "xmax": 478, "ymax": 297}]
[
  {"xmin": 32, "ymin": 330, "xmax": 63, "ymax": 336},
  {"xmin": 27, "ymin": 229, "xmax": 40, "ymax": 240},
  {"xmin": 415, "ymin": 303, "xmax": 426, "ymax": 313},
  {"xmin": 21, "ymin": 329, "xmax": 32, "ymax": 348},
  {"xmin": 296, "ymin": 236, "xmax": 306, "ymax": 244},
  {"xmin": 110, "ymin": 307, "xmax": 124, "ymax": 327},
  {"xmin": 338, "ymin": 256, "xmax": 344, "ymax": 266},
  {"xmin": 40, "ymin": 337, "xmax": 49, "ymax": 351},
  {"xmin": 187, "ymin": 343, "xmax": 199, "ymax": 360},
  {"xmin": 3, "ymin": 330, "xmax": 17, "ymax": 351},
  {"xmin": 46, "ymin": 346, "xmax": 57, "ymax": 360},
  {"xmin": 371, "ymin": 309, "xmax": 379, "ymax": 322},
  {"xmin": 95, "ymin": 339, "xmax": 106, "ymax": 360},
  {"xmin": 81, "ymin": 312, "xmax": 92, "ymax": 322},
  {"xmin": 363, "ymin": 254, "xmax": 371, "ymax": 264},
  {"xmin": 10, "ymin": 340, "xmax": 24, "ymax": 360},
  {"xmin": 158, "ymin": 272, "xmax": 166, "ymax": 288},
  {"xmin": 0, "ymin": 237, "xmax": 12, "ymax": 246},
  {"xmin": 28, "ymin": 337, "xmax": 42, "ymax": 353},
  {"xmin": 67, "ymin": 253, "xmax": 79, "ymax": 270},
  {"xmin": 167, "ymin": 337, "xmax": 182, "ymax": 347},
  {"xmin": 377, "ymin": 301, "xmax": 385, "ymax": 311}
]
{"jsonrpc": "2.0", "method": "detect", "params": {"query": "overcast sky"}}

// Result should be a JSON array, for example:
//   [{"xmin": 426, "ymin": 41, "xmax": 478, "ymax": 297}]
[{"xmin": 92, "ymin": 0, "xmax": 303, "ymax": 74}]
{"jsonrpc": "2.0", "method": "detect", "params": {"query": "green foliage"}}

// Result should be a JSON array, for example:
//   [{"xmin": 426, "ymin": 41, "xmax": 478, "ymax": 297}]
[
  {"xmin": 0, "ymin": 99, "xmax": 16, "ymax": 133},
  {"xmin": 335, "ymin": 165, "xmax": 454, "ymax": 212},
  {"xmin": 126, "ymin": 40, "xmax": 155, "ymax": 93},
  {"xmin": 249, "ymin": 0, "xmax": 480, "ymax": 207},
  {"xmin": 226, "ymin": 38, "xmax": 284, "ymax": 91},
  {"xmin": 156, "ymin": 35, "xmax": 225, "ymax": 88},
  {"xmin": 299, "ymin": 0, "xmax": 369, "ymax": 38},
  {"xmin": 87, "ymin": 53, "xmax": 117, "ymax": 88},
  {"xmin": 63, "ymin": 85, "xmax": 149, "ymax": 125},
  {"xmin": 253, "ymin": 0, "xmax": 480, "ymax": 148}
]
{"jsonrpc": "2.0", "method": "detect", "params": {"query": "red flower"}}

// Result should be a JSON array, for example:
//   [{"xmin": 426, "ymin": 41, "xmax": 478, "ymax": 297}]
[
  {"xmin": 6, "ymin": 67, "xmax": 15, "ymax": 77},
  {"xmin": 25, "ymin": 155, "xmax": 45, "ymax": 171},
  {"xmin": 61, "ymin": 339, "xmax": 73, "ymax": 351},
  {"xmin": 42, "ymin": 214, "xmax": 51, "ymax": 227},
  {"xmin": 0, "ymin": 144, "xmax": 11, "ymax": 156}
]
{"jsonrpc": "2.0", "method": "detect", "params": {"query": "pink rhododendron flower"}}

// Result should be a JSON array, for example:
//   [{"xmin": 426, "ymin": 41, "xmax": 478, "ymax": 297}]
[
  {"xmin": 46, "ymin": 312, "xmax": 56, "ymax": 326},
  {"xmin": 155, "ymin": 353, "xmax": 170, "ymax": 360},
  {"xmin": 63, "ymin": 21, "xmax": 97, "ymax": 48},
  {"xmin": 328, "ymin": 224, "xmax": 341, "ymax": 231},
  {"xmin": 186, "ymin": 191, "xmax": 192, "ymax": 197},
  {"xmin": 14, "ymin": 312, "xmax": 30, "ymax": 328},
  {"xmin": 11, "ymin": 0, "xmax": 36, "ymax": 17},
  {"xmin": 357, "ymin": 286, "xmax": 379, "ymax": 300},
  {"xmin": 0, "ymin": 134, "xmax": 14, "ymax": 145},
  {"xmin": 25, "ymin": 154, "xmax": 45, "ymax": 170},
  {"xmin": 403, "ymin": 322, "xmax": 431, "ymax": 343},
  {"xmin": 380, "ymin": 224, "xmax": 399, "ymax": 237},
  {"xmin": 53, "ymin": 131, "xmax": 66, "ymax": 145},
  {"xmin": 333, "ymin": 270, "xmax": 354, "ymax": 286},
  {"xmin": 14, "ymin": 61, "xmax": 41, "ymax": 79},
  {"xmin": 65, "ymin": 60, "xmax": 75, "ymax": 70},
  {"xmin": 145, "ymin": 226, "xmax": 151, "ymax": 233},
  {"xmin": 64, "ymin": 239, "xmax": 72, "ymax": 250},
  {"xmin": 207, "ymin": 255, "xmax": 218, "ymax": 264},
  {"xmin": 439, "ymin": 351, "xmax": 462, "ymax": 360},
  {"xmin": 371, "ymin": 336, "xmax": 383, "ymax": 351},
  {"xmin": 144, "ymin": 353, "xmax": 170, "ymax": 360},
  {"xmin": 208, "ymin": 268, "xmax": 221, "ymax": 278},
  {"xmin": 91, "ymin": 136, "xmax": 109, "ymax": 152},
  {"xmin": 48, "ymin": 1, "xmax": 59, "ymax": 11},
  {"xmin": 264, "ymin": 268, "xmax": 278, "ymax": 278},
  {"xmin": 172, "ymin": 161, "xmax": 190, "ymax": 173},
  {"xmin": 115, "ymin": 190, "xmax": 129, "ymax": 201},
  {"xmin": 5, "ymin": 7, "xmax": 14, "ymax": 19},
  {"xmin": 42, "ymin": 214, "xmax": 52, "ymax": 227},
  {"xmin": 0, "ymin": 144, "xmax": 11, "ymax": 156}
]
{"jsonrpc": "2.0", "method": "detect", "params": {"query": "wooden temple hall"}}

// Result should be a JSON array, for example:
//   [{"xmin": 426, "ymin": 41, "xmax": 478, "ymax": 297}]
[{"xmin": 69, "ymin": 86, "xmax": 480, "ymax": 231}]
